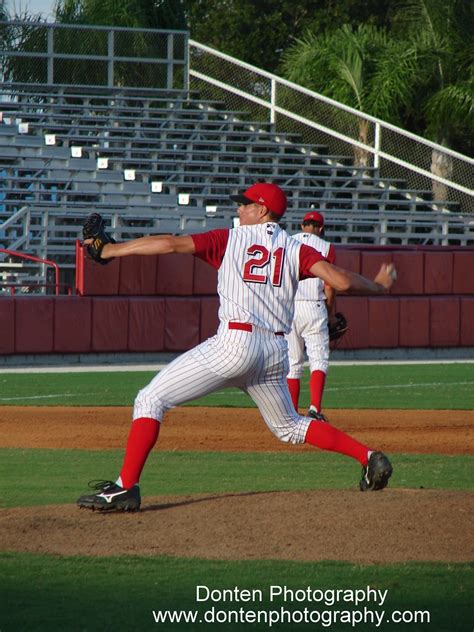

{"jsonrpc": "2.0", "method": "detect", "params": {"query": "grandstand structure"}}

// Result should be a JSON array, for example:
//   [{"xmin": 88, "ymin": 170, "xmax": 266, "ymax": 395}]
[{"xmin": 1, "ymin": 22, "xmax": 473, "ymax": 293}]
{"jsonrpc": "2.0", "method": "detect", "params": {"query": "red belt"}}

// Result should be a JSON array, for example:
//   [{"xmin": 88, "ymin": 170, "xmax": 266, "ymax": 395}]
[{"xmin": 228, "ymin": 322, "xmax": 284, "ymax": 336}]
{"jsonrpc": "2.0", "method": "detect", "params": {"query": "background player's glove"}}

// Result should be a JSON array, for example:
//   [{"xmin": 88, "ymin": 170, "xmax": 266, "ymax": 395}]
[
  {"xmin": 82, "ymin": 213, "xmax": 115, "ymax": 265},
  {"xmin": 328, "ymin": 312, "xmax": 348, "ymax": 342}
]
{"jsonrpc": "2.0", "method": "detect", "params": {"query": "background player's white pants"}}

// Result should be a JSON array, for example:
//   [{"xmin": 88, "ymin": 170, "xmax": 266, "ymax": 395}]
[
  {"xmin": 286, "ymin": 300, "xmax": 330, "ymax": 378},
  {"xmin": 134, "ymin": 324, "xmax": 311, "ymax": 444}
]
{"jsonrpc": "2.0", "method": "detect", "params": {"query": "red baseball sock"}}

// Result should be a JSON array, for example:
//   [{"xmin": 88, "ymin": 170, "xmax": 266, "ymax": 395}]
[
  {"xmin": 309, "ymin": 370, "xmax": 326, "ymax": 412},
  {"xmin": 119, "ymin": 417, "xmax": 160, "ymax": 488},
  {"xmin": 305, "ymin": 420, "xmax": 369, "ymax": 466},
  {"xmin": 287, "ymin": 378, "xmax": 300, "ymax": 410}
]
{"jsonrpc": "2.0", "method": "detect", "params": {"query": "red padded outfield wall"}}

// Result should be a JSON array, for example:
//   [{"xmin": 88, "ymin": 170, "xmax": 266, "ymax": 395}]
[{"xmin": 1, "ymin": 245, "xmax": 473, "ymax": 355}]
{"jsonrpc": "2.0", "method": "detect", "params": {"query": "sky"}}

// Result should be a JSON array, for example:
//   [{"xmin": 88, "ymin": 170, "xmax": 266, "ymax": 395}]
[{"xmin": 7, "ymin": 0, "xmax": 56, "ymax": 21}]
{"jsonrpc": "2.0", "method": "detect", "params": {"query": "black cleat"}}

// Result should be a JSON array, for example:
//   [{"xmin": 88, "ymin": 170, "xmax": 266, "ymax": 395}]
[
  {"xmin": 77, "ymin": 480, "xmax": 141, "ymax": 511},
  {"xmin": 308, "ymin": 408, "xmax": 328, "ymax": 422},
  {"xmin": 359, "ymin": 452, "xmax": 393, "ymax": 491}
]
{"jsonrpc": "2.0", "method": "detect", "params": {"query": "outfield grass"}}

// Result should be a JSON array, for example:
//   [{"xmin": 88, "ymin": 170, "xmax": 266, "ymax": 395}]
[
  {"xmin": 0, "ymin": 553, "xmax": 472, "ymax": 631},
  {"xmin": 1, "ymin": 362, "xmax": 474, "ymax": 409},
  {"xmin": 2, "ymin": 448, "xmax": 472, "ymax": 508}
]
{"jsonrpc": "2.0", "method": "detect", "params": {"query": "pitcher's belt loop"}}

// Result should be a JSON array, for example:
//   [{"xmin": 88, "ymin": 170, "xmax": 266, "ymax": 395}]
[{"xmin": 228, "ymin": 322, "xmax": 284, "ymax": 336}]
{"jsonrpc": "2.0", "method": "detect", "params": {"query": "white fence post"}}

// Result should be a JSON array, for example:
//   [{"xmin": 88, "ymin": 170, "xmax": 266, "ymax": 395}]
[
  {"xmin": 374, "ymin": 122, "xmax": 381, "ymax": 170},
  {"xmin": 270, "ymin": 78, "xmax": 276, "ymax": 125}
]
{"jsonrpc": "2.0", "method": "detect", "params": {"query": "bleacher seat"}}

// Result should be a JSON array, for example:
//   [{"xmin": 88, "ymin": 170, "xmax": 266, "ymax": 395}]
[{"xmin": 0, "ymin": 82, "xmax": 471, "ymax": 291}]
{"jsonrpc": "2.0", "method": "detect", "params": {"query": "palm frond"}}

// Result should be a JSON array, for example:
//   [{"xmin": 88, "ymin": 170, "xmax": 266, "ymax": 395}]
[
  {"xmin": 368, "ymin": 43, "xmax": 419, "ymax": 121},
  {"xmin": 334, "ymin": 50, "xmax": 364, "ymax": 110},
  {"xmin": 425, "ymin": 81, "xmax": 474, "ymax": 133},
  {"xmin": 280, "ymin": 30, "xmax": 338, "ymax": 92}
]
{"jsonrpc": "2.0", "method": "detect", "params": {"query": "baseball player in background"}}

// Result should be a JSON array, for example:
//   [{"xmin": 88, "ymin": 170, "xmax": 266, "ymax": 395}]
[
  {"xmin": 287, "ymin": 211, "xmax": 334, "ymax": 421},
  {"xmin": 77, "ymin": 182, "xmax": 396, "ymax": 512}
]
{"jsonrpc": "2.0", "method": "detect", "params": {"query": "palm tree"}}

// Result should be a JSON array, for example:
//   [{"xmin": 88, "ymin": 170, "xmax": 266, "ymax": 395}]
[
  {"xmin": 280, "ymin": 24, "xmax": 419, "ymax": 168},
  {"xmin": 390, "ymin": 0, "xmax": 473, "ymax": 199},
  {"xmin": 281, "ymin": 2, "xmax": 472, "ymax": 199}
]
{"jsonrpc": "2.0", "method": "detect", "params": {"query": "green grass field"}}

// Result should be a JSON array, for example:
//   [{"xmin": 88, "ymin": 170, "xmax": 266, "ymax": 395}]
[
  {"xmin": 1, "ymin": 554, "xmax": 472, "ymax": 632},
  {"xmin": 1, "ymin": 362, "xmax": 474, "ymax": 408},
  {"xmin": 1, "ymin": 449, "xmax": 473, "ymax": 509},
  {"xmin": 1, "ymin": 363, "xmax": 473, "ymax": 631}
]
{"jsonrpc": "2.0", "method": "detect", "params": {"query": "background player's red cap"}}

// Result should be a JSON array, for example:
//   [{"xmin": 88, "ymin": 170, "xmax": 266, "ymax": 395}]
[
  {"xmin": 230, "ymin": 182, "xmax": 287, "ymax": 216},
  {"xmin": 302, "ymin": 211, "xmax": 324, "ymax": 226}
]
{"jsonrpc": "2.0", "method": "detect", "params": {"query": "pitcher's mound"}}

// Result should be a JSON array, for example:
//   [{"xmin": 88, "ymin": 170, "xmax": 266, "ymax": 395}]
[{"xmin": 1, "ymin": 489, "xmax": 472, "ymax": 563}]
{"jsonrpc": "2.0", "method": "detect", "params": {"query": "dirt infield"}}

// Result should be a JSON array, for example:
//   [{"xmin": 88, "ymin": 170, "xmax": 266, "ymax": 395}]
[
  {"xmin": 1, "ymin": 406, "xmax": 474, "ymax": 453},
  {"xmin": 1, "ymin": 406, "xmax": 473, "ymax": 563}
]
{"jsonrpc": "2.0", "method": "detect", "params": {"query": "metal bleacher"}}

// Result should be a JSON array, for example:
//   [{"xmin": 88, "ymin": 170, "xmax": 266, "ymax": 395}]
[{"xmin": 1, "ymin": 26, "xmax": 473, "ymax": 292}]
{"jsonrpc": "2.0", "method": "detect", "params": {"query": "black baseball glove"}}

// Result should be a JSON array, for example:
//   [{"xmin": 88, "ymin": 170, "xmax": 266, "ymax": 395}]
[
  {"xmin": 82, "ymin": 213, "xmax": 115, "ymax": 265},
  {"xmin": 328, "ymin": 312, "xmax": 348, "ymax": 342}
]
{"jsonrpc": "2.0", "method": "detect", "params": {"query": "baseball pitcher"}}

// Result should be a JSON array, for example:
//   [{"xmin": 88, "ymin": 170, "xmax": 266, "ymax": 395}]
[{"xmin": 77, "ymin": 182, "xmax": 396, "ymax": 512}]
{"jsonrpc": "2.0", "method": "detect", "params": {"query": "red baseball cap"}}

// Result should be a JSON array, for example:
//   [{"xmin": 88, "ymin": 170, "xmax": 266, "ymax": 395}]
[
  {"xmin": 230, "ymin": 182, "xmax": 287, "ymax": 216},
  {"xmin": 303, "ymin": 211, "xmax": 324, "ymax": 226}
]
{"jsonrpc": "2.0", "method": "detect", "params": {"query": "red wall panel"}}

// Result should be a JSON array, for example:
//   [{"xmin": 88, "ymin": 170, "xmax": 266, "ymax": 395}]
[
  {"xmin": 200, "ymin": 297, "xmax": 220, "ymax": 341},
  {"xmin": 368, "ymin": 298, "xmax": 399, "ymax": 347},
  {"xmin": 0, "ymin": 298, "xmax": 15, "ymax": 354},
  {"xmin": 165, "ymin": 298, "xmax": 201, "ymax": 351},
  {"xmin": 91, "ymin": 298, "xmax": 129, "ymax": 351},
  {"xmin": 453, "ymin": 251, "xmax": 474, "ymax": 294},
  {"xmin": 430, "ymin": 297, "xmax": 460, "ymax": 347},
  {"xmin": 15, "ymin": 297, "xmax": 54, "ymax": 353},
  {"xmin": 81, "ymin": 256, "xmax": 121, "ymax": 295},
  {"xmin": 54, "ymin": 297, "xmax": 92, "ymax": 352},
  {"xmin": 399, "ymin": 297, "xmax": 430, "ymax": 347},
  {"xmin": 424, "ymin": 252, "xmax": 453, "ymax": 295},
  {"xmin": 334, "ymin": 249, "xmax": 361, "ymax": 274},
  {"xmin": 119, "ymin": 255, "xmax": 158, "ymax": 295},
  {"xmin": 193, "ymin": 257, "xmax": 218, "ymax": 295},
  {"xmin": 128, "ymin": 298, "xmax": 165, "ymax": 352},
  {"xmin": 156, "ymin": 254, "xmax": 194, "ymax": 295},
  {"xmin": 333, "ymin": 296, "xmax": 369, "ymax": 349},
  {"xmin": 391, "ymin": 252, "xmax": 424, "ymax": 295},
  {"xmin": 460, "ymin": 297, "xmax": 474, "ymax": 346}
]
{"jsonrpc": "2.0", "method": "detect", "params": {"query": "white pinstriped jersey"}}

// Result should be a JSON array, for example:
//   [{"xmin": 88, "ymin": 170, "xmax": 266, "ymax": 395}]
[
  {"xmin": 135, "ymin": 224, "xmax": 325, "ymax": 444},
  {"xmin": 291, "ymin": 233, "xmax": 335, "ymax": 301},
  {"xmin": 219, "ymin": 224, "xmax": 301, "ymax": 332},
  {"xmin": 192, "ymin": 223, "xmax": 325, "ymax": 334}
]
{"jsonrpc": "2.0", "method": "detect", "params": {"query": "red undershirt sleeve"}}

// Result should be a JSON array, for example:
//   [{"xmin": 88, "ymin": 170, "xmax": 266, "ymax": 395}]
[
  {"xmin": 327, "ymin": 243, "xmax": 336, "ymax": 265},
  {"xmin": 299, "ymin": 243, "xmax": 325, "ymax": 280},
  {"xmin": 191, "ymin": 229, "xmax": 230, "ymax": 269}
]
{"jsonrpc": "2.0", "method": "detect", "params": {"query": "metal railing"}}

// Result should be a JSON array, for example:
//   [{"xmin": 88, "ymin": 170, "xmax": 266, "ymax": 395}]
[
  {"xmin": 0, "ymin": 246, "xmax": 62, "ymax": 294},
  {"xmin": 1, "ymin": 21, "xmax": 189, "ymax": 91},
  {"xmin": 188, "ymin": 40, "xmax": 474, "ymax": 214},
  {"xmin": 1, "ymin": 23, "xmax": 473, "ymax": 285},
  {"xmin": 2, "ymin": 23, "xmax": 471, "ymax": 211},
  {"xmin": 2, "ymin": 205, "xmax": 472, "ymax": 259}
]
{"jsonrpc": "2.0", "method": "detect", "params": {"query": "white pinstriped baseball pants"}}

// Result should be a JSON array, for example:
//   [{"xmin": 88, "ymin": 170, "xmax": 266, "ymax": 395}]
[
  {"xmin": 134, "ymin": 323, "xmax": 312, "ymax": 444},
  {"xmin": 286, "ymin": 300, "xmax": 330, "ymax": 378}
]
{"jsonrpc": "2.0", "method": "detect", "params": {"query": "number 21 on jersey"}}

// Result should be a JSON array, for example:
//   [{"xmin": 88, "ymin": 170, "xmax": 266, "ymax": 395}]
[{"xmin": 243, "ymin": 244, "xmax": 285, "ymax": 287}]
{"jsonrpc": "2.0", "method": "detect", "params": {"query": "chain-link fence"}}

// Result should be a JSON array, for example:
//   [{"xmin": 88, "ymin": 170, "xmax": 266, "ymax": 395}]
[
  {"xmin": 189, "ymin": 40, "xmax": 473, "ymax": 214},
  {"xmin": 1, "ymin": 21, "xmax": 188, "ymax": 91}
]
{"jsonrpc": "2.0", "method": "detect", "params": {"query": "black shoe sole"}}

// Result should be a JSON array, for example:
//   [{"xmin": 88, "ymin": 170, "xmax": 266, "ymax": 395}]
[{"xmin": 77, "ymin": 500, "xmax": 140, "ymax": 512}]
